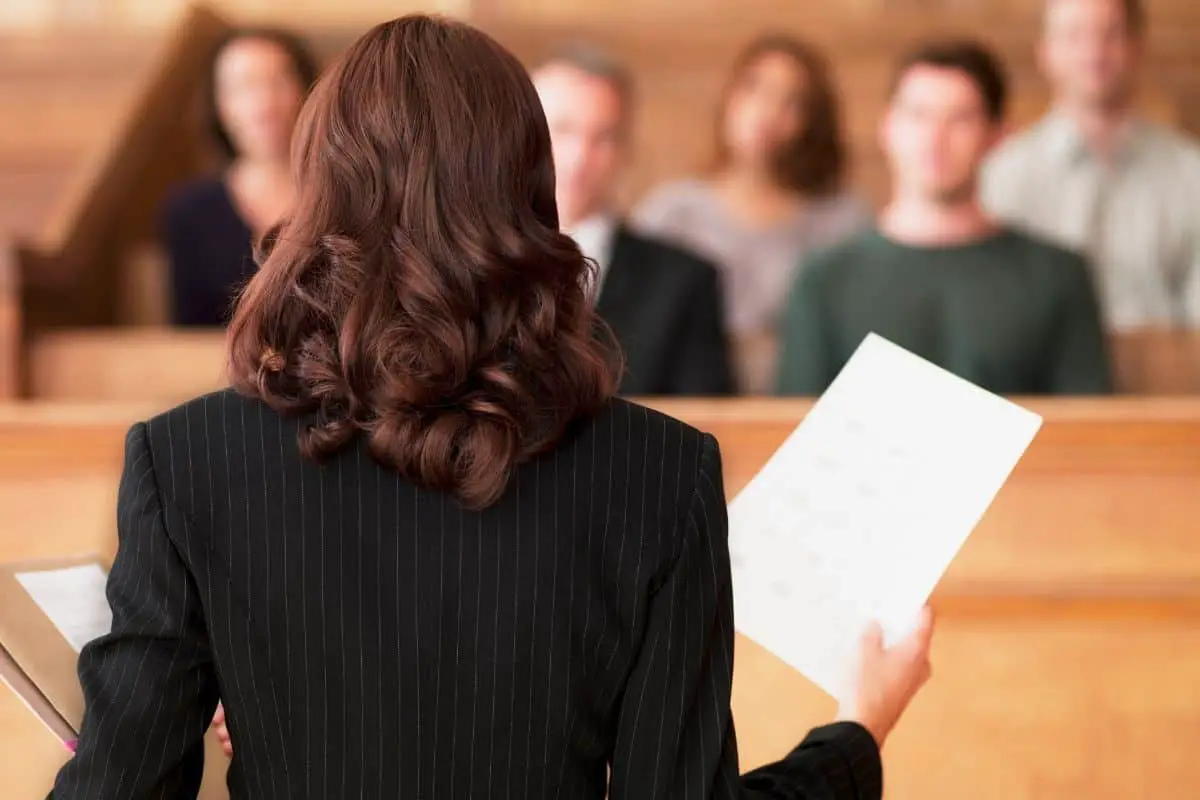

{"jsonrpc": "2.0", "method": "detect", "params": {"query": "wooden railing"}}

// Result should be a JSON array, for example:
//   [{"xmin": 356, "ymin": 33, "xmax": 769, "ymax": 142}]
[
  {"xmin": 18, "ymin": 326, "xmax": 1200, "ymax": 404},
  {"xmin": 0, "ymin": 244, "xmax": 17, "ymax": 398}
]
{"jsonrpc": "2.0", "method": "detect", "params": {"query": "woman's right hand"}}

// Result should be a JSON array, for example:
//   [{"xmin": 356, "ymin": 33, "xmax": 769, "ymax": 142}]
[{"xmin": 836, "ymin": 606, "xmax": 935, "ymax": 748}]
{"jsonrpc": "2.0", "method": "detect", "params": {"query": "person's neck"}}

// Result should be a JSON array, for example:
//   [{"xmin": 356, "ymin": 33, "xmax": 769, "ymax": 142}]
[
  {"xmin": 226, "ymin": 157, "xmax": 294, "ymax": 235},
  {"xmin": 716, "ymin": 165, "xmax": 790, "ymax": 199},
  {"xmin": 1059, "ymin": 100, "xmax": 1135, "ymax": 159},
  {"xmin": 879, "ymin": 195, "xmax": 998, "ymax": 248},
  {"xmin": 560, "ymin": 206, "xmax": 613, "ymax": 232},
  {"xmin": 712, "ymin": 166, "xmax": 805, "ymax": 231},
  {"xmin": 230, "ymin": 157, "xmax": 292, "ymax": 189}
]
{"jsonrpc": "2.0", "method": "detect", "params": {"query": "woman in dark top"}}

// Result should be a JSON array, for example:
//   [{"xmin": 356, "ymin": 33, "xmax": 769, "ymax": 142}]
[
  {"xmin": 52, "ymin": 16, "xmax": 933, "ymax": 799},
  {"xmin": 162, "ymin": 28, "xmax": 319, "ymax": 326}
]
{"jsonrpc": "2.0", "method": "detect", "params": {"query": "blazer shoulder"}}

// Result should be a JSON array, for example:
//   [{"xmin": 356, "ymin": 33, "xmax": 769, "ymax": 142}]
[
  {"xmin": 144, "ymin": 386, "xmax": 250, "ymax": 431},
  {"xmin": 615, "ymin": 227, "xmax": 721, "ymax": 284},
  {"xmin": 990, "ymin": 117, "xmax": 1056, "ymax": 163},
  {"xmin": 140, "ymin": 388, "xmax": 269, "ymax": 493},
  {"xmin": 595, "ymin": 397, "xmax": 715, "ymax": 462}
]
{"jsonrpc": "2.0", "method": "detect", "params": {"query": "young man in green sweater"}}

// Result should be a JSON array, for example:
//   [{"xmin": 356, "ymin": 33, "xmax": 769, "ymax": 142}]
[{"xmin": 776, "ymin": 41, "xmax": 1112, "ymax": 396}]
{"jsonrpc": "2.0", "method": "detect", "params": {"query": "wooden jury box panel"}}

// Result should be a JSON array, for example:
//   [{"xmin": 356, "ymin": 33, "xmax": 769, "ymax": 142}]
[{"xmin": 0, "ymin": 399, "xmax": 1198, "ymax": 798}]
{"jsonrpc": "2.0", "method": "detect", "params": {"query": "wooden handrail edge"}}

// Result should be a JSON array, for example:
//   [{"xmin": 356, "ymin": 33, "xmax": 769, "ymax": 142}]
[
  {"xmin": 0, "ymin": 396, "xmax": 1199, "ymax": 426},
  {"xmin": 644, "ymin": 396, "xmax": 1200, "ymax": 422},
  {"xmin": 0, "ymin": 241, "xmax": 21, "ymax": 398}
]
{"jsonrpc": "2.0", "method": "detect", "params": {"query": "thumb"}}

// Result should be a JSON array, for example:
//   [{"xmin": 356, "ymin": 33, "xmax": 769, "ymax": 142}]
[
  {"xmin": 860, "ymin": 620, "xmax": 885, "ymax": 656},
  {"xmin": 897, "ymin": 606, "xmax": 936, "ymax": 658}
]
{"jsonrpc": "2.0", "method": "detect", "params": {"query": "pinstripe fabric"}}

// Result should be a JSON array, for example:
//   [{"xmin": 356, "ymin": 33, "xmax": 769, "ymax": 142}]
[{"xmin": 50, "ymin": 389, "xmax": 881, "ymax": 799}]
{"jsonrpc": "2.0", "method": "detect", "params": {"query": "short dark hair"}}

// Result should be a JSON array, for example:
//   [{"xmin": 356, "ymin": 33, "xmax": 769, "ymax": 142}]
[
  {"xmin": 891, "ymin": 40, "xmax": 1009, "ymax": 122},
  {"xmin": 1045, "ymin": 0, "xmax": 1146, "ymax": 37},
  {"xmin": 205, "ymin": 27, "xmax": 322, "ymax": 160},
  {"xmin": 715, "ymin": 35, "xmax": 848, "ymax": 197},
  {"xmin": 534, "ymin": 44, "xmax": 635, "ymax": 117}
]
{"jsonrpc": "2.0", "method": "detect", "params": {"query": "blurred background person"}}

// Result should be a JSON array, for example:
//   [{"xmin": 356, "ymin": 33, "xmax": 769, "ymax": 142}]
[
  {"xmin": 532, "ymin": 46, "xmax": 735, "ymax": 396},
  {"xmin": 777, "ymin": 41, "xmax": 1111, "ymax": 396},
  {"xmin": 634, "ymin": 35, "xmax": 869, "ymax": 394},
  {"xmin": 161, "ymin": 28, "xmax": 319, "ymax": 327},
  {"xmin": 984, "ymin": 0, "xmax": 1200, "ymax": 329}
]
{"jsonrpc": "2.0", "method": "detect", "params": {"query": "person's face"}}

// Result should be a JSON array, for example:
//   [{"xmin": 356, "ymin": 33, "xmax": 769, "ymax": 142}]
[
  {"xmin": 214, "ymin": 37, "xmax": 307, "ymax": 161},
  {"xmin": 882, "ymin": 65, "xmax": 1001, "ymax": 204},
  {"xmin": 533, "ymin": 64, "xmax": 626, "ymax": 227},
  {"xmin": 722, "ymin": 50, "xmax": 808, "ymax": 169},
  {"xmin": 1040, "ymin": 0, "xmax": 1139, "ymax": 110}
]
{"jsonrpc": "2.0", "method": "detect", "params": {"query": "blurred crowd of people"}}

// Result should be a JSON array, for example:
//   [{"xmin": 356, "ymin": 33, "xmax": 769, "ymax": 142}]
[{"xmin": 162, "ymin": 0, "xmax": 1198, "ymax": 396}]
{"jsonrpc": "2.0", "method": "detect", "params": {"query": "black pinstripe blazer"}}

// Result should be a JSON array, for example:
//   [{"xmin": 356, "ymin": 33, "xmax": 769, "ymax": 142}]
[{"xmin": 50, "ymin": 389, "xmax": 881, "ymax": 799}]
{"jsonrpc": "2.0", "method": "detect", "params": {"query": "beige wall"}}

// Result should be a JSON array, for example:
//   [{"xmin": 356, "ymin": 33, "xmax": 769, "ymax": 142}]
[{"xmin": 0, "ymin": 0, "xmax": 469, "ymax": 29}]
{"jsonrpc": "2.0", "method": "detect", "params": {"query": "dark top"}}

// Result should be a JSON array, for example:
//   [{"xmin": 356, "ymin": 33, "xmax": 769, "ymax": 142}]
[
  {"xmin": 597, "ymin": 226, "xmax": 736, "ymax": 396},
  {"xmin": 776, "ymin": 228, "xmax": 1113, "ymax": 396},
  {"xmin": 161, "ymin": 177, "xmax": 256, "ymax": 327},
  {"xmin": 51, "ymin": 390, "xmax": 881, "ymax": 799}
]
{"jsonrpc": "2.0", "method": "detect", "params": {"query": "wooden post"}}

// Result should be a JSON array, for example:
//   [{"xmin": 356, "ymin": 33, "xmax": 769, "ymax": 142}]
[{"xmin": 0, "ymin": 242, "xmax": 21, "ymax": 399}]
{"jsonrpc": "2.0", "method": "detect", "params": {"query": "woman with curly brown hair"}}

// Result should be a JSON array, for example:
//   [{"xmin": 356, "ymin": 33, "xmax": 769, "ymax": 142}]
[
  {"xmin": 635, "ymin": 36, "xmax": 871, "ymax": 394},
  {"xmin": 51, "ymin": 15, "xmax": 930, "ymax": 800}
]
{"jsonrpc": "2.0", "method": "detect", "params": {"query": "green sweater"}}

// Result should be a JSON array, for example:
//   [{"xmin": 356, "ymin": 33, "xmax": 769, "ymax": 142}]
[{"xmin": 776, "ymin": 228, "xmax": 1112, "ymax": 396}]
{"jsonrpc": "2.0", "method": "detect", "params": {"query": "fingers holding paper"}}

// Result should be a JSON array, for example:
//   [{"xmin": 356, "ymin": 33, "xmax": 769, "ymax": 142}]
[{"xmin": 837, "ymin": 605, "xmax": 935, "ymax": 748}]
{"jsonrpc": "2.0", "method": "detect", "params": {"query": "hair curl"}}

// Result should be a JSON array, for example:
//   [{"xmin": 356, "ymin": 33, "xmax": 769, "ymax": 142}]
[{"xmin": 227, "ymin": 15, "xmax": 620, "ymax": 509}]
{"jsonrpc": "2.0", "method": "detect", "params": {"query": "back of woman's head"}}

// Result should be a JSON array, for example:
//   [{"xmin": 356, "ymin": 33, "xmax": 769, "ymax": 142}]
[{"xmin": 228, "ymin": 15, "xmax": 619, "ymax": 509}]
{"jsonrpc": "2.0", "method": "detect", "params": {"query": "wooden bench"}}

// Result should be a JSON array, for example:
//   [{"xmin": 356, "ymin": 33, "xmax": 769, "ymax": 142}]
[
  {"xmin": 21, "ymin": 326, "xmax": 1200, "ymax": 403},
  {"xmin": 1, "ymin": 398, "xmax": 1198, "ymax": 798},
  {"xmin": 28, "ymin": 329, "xmax": 227, "ymax": 404}
]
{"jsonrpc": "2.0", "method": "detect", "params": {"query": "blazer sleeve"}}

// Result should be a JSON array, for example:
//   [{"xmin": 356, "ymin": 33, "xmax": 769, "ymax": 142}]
[
  {"xmin": 669, "ymin": 262, "xmax": 737, "ymax": 396},
  {"xmin": 50, "ymin": 422, "xmax": 219, "ymax": 799},
  {"xmin": 608, "ymin": 435, "xmax": 883, "ymax": 799}
]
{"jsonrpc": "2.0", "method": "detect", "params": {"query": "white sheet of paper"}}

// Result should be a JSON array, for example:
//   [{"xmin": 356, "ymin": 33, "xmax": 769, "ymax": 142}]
[
  {"xmin": 729, "ymin": 333, "xmax": 1043, "ymax": 699},
  {"xmin": 15, "ymin": 565, "xmax": 112, "ymax": 654}
]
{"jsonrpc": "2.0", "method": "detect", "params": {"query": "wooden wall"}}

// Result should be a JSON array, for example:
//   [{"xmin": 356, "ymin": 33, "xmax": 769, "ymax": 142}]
[
  {"xmin": 5, "ymin": 0, "xmax": 1199, "ymax": 29},
  {"xmin": 0, "ymin": 0, "xmax": 465, "ymax": 28}
]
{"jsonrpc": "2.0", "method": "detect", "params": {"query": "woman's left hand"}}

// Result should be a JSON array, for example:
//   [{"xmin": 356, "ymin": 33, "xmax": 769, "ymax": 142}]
[{"xmin": 212, "ymin": 703, "xmax": 233, "ymax": 759}]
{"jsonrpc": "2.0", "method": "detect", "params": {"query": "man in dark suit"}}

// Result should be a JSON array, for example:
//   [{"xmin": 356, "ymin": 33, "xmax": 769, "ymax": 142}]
[{"xmin": 532, "ymin": 47, "xmax": 736, "ymax": 396}]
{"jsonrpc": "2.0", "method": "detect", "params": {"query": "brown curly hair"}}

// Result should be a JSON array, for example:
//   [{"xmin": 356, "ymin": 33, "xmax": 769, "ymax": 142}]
[{"xmin": 227, "ymin": 15, "xmax": 620, "ymax": 509}]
